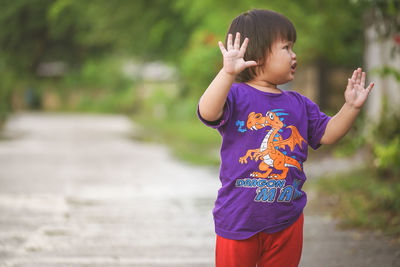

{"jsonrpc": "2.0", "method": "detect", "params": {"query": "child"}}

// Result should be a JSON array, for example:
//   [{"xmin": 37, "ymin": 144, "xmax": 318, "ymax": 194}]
[{"xmin": 197, "ymin": 9, "xmax": 374, "ymax": 267}]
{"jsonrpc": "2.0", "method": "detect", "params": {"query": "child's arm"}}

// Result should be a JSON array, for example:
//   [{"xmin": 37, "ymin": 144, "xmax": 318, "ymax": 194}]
[
  {"xmin": 198, "ymin": 32, "xmax": 257, "ymax": 122},
  {"xmin": 320, "ymin": 68, "xmax": 374, "ymax": 145}
]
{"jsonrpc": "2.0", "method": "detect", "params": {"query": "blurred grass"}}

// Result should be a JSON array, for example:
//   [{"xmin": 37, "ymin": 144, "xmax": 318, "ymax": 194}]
[
  {"xmin": 315, "ymin": 168, "xmax": 400, "ymax": 239},
  {"xmin": 132, "ymin": 115, "xmax": 221, "ymax": 166},
  {"xmin": 72, "ymin": 86, "xmax": 137, "ymax": 114}
]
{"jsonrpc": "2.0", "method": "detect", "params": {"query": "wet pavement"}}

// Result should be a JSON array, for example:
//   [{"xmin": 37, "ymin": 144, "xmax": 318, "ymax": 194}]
[{"xmin": 0, "ymin": 112, "xmax": 399, "ymax": 267}]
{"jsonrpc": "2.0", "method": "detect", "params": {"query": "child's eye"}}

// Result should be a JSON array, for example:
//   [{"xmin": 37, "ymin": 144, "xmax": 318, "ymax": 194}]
[{"xmin": 284, "ymin": 45, "xmax": 289, "ymax": 50}]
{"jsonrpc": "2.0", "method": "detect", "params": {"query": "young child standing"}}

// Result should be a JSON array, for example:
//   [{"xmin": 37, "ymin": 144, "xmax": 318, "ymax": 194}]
[{"xmin": 197, "ymin": 9, "xmax": 374, "ymax": 267}]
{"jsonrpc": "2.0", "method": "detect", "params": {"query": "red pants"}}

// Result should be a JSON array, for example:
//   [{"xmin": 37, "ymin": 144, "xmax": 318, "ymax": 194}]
[{"xmin": 216, "ymin": 213, "xmax": 304, "ymax": 267}]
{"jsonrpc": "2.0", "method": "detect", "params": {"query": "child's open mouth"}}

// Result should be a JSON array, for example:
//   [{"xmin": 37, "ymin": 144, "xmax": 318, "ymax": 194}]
[{"xmin": 291, "ymin": 62, "xmax": 297, "ymax": 73}]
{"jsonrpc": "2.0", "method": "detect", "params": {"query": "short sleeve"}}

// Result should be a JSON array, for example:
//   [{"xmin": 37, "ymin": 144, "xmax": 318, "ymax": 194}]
[
  {"xmin": 305, "ymin": 97, "xmax": 331, "ymax": 150},
  {"xmin": 197, "ymin": 90, "xmax": 233, "ymax": 129}
]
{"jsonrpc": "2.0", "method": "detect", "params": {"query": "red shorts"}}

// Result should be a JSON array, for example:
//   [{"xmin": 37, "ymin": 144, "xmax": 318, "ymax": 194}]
[{"xmin": 216, "ymin": 213, "xmax": 304, "ymax": 267}]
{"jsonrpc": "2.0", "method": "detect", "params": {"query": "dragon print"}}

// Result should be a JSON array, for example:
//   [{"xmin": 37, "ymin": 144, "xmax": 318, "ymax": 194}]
[{"xmin": 239, "ymin": 109, "xmax": 307, "ymax": 179}]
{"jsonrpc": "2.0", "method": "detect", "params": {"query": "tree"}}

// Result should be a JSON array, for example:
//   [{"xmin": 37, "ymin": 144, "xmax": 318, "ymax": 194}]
[
  {"xmin": 0, "ymin": 0, "xmax": 199, "ymax": 117},
  {"xmin": 362, "ymin": 0, "xmax": 400, "ymax": 178},
  {"xmin": 177, "ymin": 0, "xmax": 366, "ymax": 99}
]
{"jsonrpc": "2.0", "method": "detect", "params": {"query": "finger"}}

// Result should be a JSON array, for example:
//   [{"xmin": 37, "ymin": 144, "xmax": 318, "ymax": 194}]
[
  {"xmin": 239, "ymin": 37, "xmax": 249, "ymax": 57},
  {"xmin": 234, "ymin": 32, "xmax": 240, "ymax": 50},
  {"xmin": 348, "ymin": 77, "xmax": 354, "ymax": 87},
  {"xmin": 350, "ymin": 69, "xmax": 357, "ymax": 82},
  {"xmin": 227, "ymin": 33, "xmax": 233, "ymax": 50},
  {"xmin": 245, "ymin": 60, "xmax": 258, "ymax": 68},
  {"xmin": 346, "ymin": 78, "xmax": 354, "ymax": 92},
  {"xmin": 218, "ymin": 41, "xmax": 227, "ymax": 56},
  {"xmin": 355, "ymin": 68, "xmax": 362, "ymax": 85},
  {"xmin": 366, "ymin": 82, "xmax": 374, "ymax": 92},
  {"xmin": 360, "ymin": 72, "xmax": 366, "ymax": 88}
]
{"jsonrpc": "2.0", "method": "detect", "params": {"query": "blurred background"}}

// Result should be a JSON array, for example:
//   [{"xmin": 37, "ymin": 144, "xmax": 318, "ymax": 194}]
[{"xmin": 0, "ymin": 0, "xmax": 399, "ymax": 265}]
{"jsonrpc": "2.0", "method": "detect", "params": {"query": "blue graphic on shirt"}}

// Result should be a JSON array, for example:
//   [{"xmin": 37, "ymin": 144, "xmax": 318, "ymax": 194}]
[
  {"xmin": 236, "ymin": 120, "xmax": 247, "ymax": 132},
  {"xmin": 236, "ymin": 178, "xmax": 304, "ymax": 203}
]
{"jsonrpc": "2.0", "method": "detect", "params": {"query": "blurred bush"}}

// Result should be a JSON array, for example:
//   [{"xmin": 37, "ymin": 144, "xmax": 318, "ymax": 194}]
[
  {"xmin": 371, "ymin": 101, "xmax": 400, "ymax": 179},
  {"xmin": 374, "ymin": 137, "xmax": 400, "ymax": 177},
  {"xmin": 177, "ymin": 0, "xmax": 365, "ymax": 99},
  {"xmin": 316, "ymin": 168, "xmax": 400, "ymax": 236},
  {"xmin": 0, "ymin": 0, "xmax": 367, "ymax": 115},
  {"xmin": 59, "ymin": 57, "xmax": 136, "ymax": 113}
]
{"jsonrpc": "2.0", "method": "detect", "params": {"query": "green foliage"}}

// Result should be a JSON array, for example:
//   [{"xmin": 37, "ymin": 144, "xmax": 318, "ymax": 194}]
[
  {"xmin": 72, "ymin": 85, "xmax": 136, "ymax": 114},
  {"xmin": 63, "ymin": 57, "xmax": 131, "ymax": 90},
  {"xmin": 132, "ymin": 97, "xmax": 221, "ymax": 166},
  {"xmin": 179, "ymin": 31, "xmax": 223, "ymax": 98},
  {"xmin": 360, "ymin": 0, "xmax": 400, "ymax": 37},
  {"xmin": 58, "ymin": 56, "xmax": 136, "ymax": 113},
  {"xmin": 335, "ymin": 0, "xmax": 400, "ymax": 177},
  {"xmin": 372, "ymin": 65, "xmax": 400, "ymax": 82},
  {"xmin": 316, "ymin": 168, "xmax": 400, "ymax": 236},
  {"xmin": 0, "ymin": 0, "xmax": 370, "ymax": 118},
  {"xmin": 325, "ymin": 0, "xmax": 400, "ymax": 239},
  {"xmin": 369, "ymin": 102, "xmax": 400, "ymax": 178},
  {"xmin": 178, "ymin": 0, "xmax": 365, "ymax": 99},
  {"xmin": 333, "ymin": 113, "xmax": 366, "ymax": 157},
  {"xmin": 129, "ymin": 80, "xmax": 221, "ymax": 165},
  {"xmin": 0, "ymin": 0, "xmax": 202, "ymax": 118},
  {"xmin": 0, "ymin": 69, "xmax": 14, "ymax": 124},
  {"xmin": 0, "ymin": 0, "xmax": 197, "ymax": 69},
  {"xmin": 374, "ymin": 137, "xmax": 400, "ymax": 176}
]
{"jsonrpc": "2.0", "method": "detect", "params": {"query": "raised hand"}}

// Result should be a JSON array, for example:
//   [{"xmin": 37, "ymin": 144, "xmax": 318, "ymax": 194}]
[
  {"xmin": 345, "ymin": 68, "xmax": 374, "ymax": 109},
  {"xmin": 218, "ymin": 32, "xmax": 258, "ymax": 76}
]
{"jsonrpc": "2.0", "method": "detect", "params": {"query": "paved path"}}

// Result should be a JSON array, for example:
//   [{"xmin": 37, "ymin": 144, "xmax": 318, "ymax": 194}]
[{"xmin": 0, "ymin": 112, "xmax": 399, "ymax": 267}]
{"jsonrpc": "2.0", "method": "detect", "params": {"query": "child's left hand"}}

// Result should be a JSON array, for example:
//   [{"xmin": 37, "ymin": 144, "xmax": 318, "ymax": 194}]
[{"xmin": 345, "ymin": 68, "xmax": 374, "ymax": 109}]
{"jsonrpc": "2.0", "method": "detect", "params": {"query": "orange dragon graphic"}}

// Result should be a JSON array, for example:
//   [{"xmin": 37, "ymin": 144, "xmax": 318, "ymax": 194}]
[{"xmin": 239, "ymin": 110, "xmax": 307, "ymax": 179}]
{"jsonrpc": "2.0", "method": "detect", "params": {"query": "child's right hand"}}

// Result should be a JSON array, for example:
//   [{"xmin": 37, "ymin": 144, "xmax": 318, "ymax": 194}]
[{"xmin": 218, "ymin": 32, "xmax": 258, "ymax": 76}]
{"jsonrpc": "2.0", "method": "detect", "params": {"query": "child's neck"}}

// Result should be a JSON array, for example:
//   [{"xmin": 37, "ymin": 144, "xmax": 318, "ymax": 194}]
[{"xmin": 245, "ymin": 80, "xmax": 282, "ymax": 94}]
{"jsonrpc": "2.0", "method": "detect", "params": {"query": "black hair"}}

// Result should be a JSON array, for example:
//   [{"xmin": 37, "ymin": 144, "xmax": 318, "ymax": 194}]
[{"xmin": 226, "ymin": 9, "xmax": 297, "ymax": 82}]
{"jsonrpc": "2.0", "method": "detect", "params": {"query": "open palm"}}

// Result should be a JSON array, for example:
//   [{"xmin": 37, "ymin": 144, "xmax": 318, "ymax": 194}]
[
  {"xmin": 218, "ymin": 32, "xmax": 257, "ymax": 75},
  {"xmin": 345, "ymin": 68, "xmax": 374, "ymax": 109}
]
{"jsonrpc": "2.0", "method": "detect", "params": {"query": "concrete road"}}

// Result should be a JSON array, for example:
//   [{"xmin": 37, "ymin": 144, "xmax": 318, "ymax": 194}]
[{"xmin": 0, "ymin": 112, "xmax": 399, "ymax": 267}]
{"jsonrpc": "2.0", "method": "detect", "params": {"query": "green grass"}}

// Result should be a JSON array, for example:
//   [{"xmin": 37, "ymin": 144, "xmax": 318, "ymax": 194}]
[
  {"xmin": 132, "ymin": 115, "xmax": 221, "ymax": 166},
  {"xmin": 315, "ymin": 168, "xmax": 400, "ymax": 238}
]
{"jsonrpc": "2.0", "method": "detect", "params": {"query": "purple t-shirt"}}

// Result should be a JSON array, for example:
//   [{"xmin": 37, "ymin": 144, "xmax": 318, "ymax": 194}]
[{"xmin": 198, "ymin": 82, "xmax": 331, "ymax": 240}]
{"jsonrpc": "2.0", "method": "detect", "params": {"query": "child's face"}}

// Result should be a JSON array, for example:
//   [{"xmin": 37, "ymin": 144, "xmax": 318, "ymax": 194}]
[{"xmin": 256, "ymin": 39, "xmax": 297, "ymax": 85}]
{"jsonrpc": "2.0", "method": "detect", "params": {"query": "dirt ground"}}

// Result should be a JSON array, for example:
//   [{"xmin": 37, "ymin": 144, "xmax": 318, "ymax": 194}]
[{"xmin": 0, "ymin": 112, "xmax": 399, "ymax": 267}]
